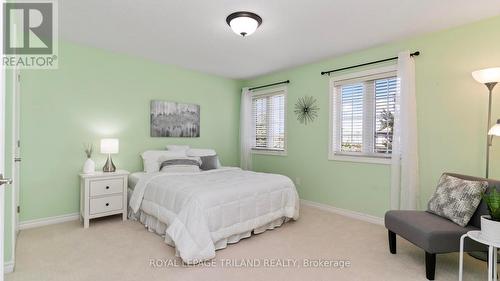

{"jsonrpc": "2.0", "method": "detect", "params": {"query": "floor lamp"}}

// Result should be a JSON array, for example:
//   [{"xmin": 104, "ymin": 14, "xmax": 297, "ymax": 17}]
[
  {"xmin": 471, "ymin": 67, "xmax": 500, "ymax": 263},
  {"xmin": 472, "ymin": 67, "xmax": 500, "ymax": 178}
]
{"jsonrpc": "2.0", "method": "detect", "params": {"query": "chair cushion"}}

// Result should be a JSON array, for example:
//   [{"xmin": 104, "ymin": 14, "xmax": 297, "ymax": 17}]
[
  {"xmin": 427, "ymin": 174, "xmax": 487, "ymax": 227},
  {"xmin": 385, "ymin": 210, "xmax": 484, "ymax": 253}
]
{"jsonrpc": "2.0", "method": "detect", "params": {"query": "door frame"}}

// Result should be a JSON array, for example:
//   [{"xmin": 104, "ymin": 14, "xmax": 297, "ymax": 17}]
[
  {"xmin": 0, "ymin": 0, "xmax": 6, "ymax": 278},
  {"xmin": 9, "ymin": 68, "xmax": 19, "ymax": 268}
]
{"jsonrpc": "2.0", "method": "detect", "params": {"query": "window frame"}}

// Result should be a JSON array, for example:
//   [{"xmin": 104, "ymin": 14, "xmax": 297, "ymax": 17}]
[
  {"xmin": 251, "ymin": 86, "xmax": 288, "ymax": 156},
  {"xmin": 328, "ymin": 65, "xmax": 397, "ymax": 165}
]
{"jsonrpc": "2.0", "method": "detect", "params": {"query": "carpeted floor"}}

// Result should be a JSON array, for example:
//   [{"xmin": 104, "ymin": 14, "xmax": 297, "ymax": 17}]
[{"xmin": 6, "ymin": 204, "xmax": 488, "ymax": 281}]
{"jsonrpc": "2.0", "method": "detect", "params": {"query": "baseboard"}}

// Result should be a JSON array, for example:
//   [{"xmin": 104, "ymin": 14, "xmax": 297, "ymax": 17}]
[
  {"xmin": 19, "ymin": 212, "xmax": 80, "ymax": 230},
  {"xmin": 4, "ymin": 260, "xmax": 14, "ymax": 273},
  {"xmin": 300, "ymin": 199, "xmax": 384, "ymax": 225}
]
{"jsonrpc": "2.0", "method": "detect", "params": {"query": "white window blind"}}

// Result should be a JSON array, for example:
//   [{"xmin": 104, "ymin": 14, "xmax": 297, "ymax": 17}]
[
  {"xmin": 252, "ymin": 88, "xmax": 286, "ymax": 152},
  {"xmin": 331, "ymin": 68, "xmax": 397, "ymax": 160}
]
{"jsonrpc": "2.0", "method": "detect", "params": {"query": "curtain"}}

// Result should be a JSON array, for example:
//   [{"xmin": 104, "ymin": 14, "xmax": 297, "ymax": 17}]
[
  {"xmin": 240, "ymin": 88, "xmax": 253, "ymax": 170},
  {"xmin": 391, "ymin": 51, "xmax": 419, "ymax": 210}
]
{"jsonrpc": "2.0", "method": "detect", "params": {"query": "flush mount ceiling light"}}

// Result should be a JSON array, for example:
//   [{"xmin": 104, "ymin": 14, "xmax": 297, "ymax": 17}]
[{"xmin": 226, "ymin": 11, "xmax": 262, "ymax": 37}]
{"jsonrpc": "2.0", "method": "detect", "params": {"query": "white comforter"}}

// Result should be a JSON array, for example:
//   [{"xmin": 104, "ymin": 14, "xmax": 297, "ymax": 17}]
[{"xmin": 129, "ymin": 167, "xmax": 299, "ymax": 264}]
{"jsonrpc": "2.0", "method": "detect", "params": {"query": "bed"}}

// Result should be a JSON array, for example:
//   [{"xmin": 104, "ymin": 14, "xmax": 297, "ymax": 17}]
[{"xmin": 128, "ymin": 166, "xmax": 299, "ymax": 264}]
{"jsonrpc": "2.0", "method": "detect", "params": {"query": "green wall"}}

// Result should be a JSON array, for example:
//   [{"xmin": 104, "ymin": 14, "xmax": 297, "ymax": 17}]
[
  {"xmin": 244, "ymin": 16, "xmax": 500, "ymax": 217},
  {"xmin": 18, "ymin": 41, "xmax": 241, "ymax": 221}
]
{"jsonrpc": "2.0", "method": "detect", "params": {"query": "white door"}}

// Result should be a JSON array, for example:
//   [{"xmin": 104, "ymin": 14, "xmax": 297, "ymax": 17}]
[{"xmin": 0, "ymin": 3, "xmax": 12, "ymax": 280}]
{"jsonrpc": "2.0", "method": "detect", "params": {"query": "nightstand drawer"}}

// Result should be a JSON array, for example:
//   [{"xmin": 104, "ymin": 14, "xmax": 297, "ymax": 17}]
[
  {"xmin": 90, "ymin": 178, "xmax": 123, "ymax": 197},
  {"xmin": 89, "ymin": 195, "xmax": 123, "ymax": 215}
]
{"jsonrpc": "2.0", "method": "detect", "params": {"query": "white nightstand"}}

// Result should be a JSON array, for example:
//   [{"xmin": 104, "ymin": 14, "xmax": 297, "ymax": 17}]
[{"xmin": 79, "ymin": 170, "xmax": 129, "ymax": 228}]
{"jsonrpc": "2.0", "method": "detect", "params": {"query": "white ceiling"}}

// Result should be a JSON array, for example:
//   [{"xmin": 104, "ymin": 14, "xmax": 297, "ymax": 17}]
[{"xmin": 60, "ymin": 0, "xmax": 500, "ymax": 79}]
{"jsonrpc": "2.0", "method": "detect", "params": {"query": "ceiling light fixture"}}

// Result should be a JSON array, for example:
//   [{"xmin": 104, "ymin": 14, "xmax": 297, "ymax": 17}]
[{"xmin": 226, "ymin": 11, "xmax": 262, "ymax": 37}]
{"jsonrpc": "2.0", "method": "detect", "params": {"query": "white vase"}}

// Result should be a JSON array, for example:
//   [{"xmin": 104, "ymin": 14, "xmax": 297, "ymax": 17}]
[
  {"xmin": 83, "ymin": 158, "xmax": 96, "ymax": 174},
  {"xmin": 481, "ymin": 215, "xmax": 500, "ymax": 242}
]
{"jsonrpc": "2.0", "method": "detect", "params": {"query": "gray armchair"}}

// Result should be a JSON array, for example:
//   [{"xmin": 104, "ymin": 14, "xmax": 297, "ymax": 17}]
[{"xmin": 385, "ymin": 173, "xmax": 497, "ymax": 280}]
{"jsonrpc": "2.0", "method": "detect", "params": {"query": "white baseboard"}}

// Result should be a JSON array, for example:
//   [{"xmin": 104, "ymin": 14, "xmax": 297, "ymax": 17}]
[
  {"xmin": 19, "ymin": 212, "xmax": 80, "ymax": 230},
  {"xmin": 4, "ymin": 260, "xmax": 14, "ymax": 273},
  {"xmin": 300, "ymin": 199, "xmax": 384, "ymax": 225}
]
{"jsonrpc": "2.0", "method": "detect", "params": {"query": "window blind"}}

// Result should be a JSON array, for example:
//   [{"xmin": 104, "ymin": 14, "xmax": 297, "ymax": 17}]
[
  {"xmin": 252, "ymin": 89, "xmax": 286, "ymax": 151},
  {"xmin": 332, "ymin": 71, "xmax": 396, "ymax": 158},
  {"xmin": 374, "ymin": 77, "xmax": 397, "ymax": 154},
  {"xmin": 340, "ymin": 84, "xmax": 363, "ymax": 152}
]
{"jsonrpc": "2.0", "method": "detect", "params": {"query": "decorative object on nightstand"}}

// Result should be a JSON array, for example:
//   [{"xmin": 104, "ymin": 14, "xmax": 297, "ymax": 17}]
[
  {"xmin": 472, "ymin": 67, "xmax": 500, "ymax": 178},
  {"xmin": 100, "ymin": 138, "xmax": 119, "ymax": 172},
  {"xmin": 82, "ymin": 143, "xmax": 95, "ymax": 174},
  {"xmin": 79, "ymin": 170, "xmax": 129, "ymax": 228}
]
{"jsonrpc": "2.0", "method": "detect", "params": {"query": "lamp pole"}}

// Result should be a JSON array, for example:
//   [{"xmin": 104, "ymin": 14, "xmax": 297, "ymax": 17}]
[{"xmin": 486, "ymin": 82, "xmax": 498, "ymax": 178}]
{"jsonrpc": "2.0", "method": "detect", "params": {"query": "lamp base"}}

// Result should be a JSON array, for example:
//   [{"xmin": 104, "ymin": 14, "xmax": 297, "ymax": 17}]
[{"xmin": 103, "ymin": 154, "xmax": 116, "ymax": 172}]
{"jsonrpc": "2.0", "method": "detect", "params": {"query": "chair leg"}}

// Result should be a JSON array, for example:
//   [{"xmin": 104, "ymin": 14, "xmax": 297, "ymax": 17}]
[
  {"xmin": 425, "ymin": 252, "xmax": 436, "ymax": 280},
  {"xmin": 388, "ymin": 230, "xmax": 396, "ymax": 254}
]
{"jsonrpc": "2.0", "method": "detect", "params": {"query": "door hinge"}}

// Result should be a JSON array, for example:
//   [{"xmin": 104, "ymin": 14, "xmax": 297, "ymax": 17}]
[
  {"xmin": 17, "ymin": 206, "xmax": 20, "ymax": 213},
  {"xmin": 14, "ymin": 157, "xmax": 21, "ymax": 162},
  {"xmin": 17, "ymin": 74, "xmax": 20, "ymax": 82},
  {"xmin": 17, "ymin": 140, "xmax": 20, "ymax": 148}
]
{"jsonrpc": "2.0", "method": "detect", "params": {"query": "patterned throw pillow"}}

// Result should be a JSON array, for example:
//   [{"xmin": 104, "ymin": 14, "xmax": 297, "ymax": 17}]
[{"xmin": 427, "ymin": 174, "xmax": 488, "ymax": 227}]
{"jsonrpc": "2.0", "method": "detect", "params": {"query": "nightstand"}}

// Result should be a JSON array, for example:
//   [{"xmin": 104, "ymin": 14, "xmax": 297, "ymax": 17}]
[{"xmin": 79, "ymin": 170, "xmax": 129, "ymax": 228}]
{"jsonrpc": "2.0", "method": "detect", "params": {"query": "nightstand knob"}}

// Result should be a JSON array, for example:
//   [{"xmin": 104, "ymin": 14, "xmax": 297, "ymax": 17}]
[
  {"xmin": 105, "ymin": 186, "xmax": 110, "ymax": 189},
  {"xmin": 105, "ymin": 203, "xmax": 109, "ymax": 206}
]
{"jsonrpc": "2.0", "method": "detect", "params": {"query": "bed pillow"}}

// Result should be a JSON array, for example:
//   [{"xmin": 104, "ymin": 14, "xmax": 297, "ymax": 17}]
[
  {"xmin": 166, "ymin": 145, "xmax": 190, "ymax": 152},
  {"xmin": 427, "ymin": 174, "xmax": 488, "ymax": 227},
  {"xmin": 141, "ymin": 150, "xmax": 187, "ymax": 173},
  {"xmin": 159, "ymin": 156, "xmax": 201, "ymax": 173},
  {"xmin": 200, "ymin": 155, "xmax": 220, "ymax": 170},
  {"xmin": 161, "ymin": 165, "xmax": 200, "ymax": 173},
  {"xmin": 186, "ymin": 148, "xmax": 216, "ymax": 157}
]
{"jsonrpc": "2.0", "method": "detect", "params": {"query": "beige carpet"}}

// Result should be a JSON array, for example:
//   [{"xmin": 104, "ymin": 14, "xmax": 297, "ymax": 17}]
[{"xmin": 6, "ymin": 204, "xmax": 488, "ymax": 281}]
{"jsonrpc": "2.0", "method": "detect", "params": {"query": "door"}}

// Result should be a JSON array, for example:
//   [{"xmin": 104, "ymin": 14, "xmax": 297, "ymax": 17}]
[{"xmin": 0, "ymin": 3, "xmax": 12, "ymax": 280}]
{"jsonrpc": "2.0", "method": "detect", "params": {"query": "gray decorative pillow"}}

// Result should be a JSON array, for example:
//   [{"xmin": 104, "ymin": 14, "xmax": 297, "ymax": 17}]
[
  {"xmin": 200, "ymin": 155, "xmax": 219, "ymax": 170},
  {"xmin": 427, "ymin": 174, "xmax": 487, "ymax": 227}
]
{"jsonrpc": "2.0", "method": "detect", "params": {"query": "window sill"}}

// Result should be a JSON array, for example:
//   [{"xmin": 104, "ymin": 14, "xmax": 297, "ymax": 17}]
[
  {"xmin": 328, "ymin": 154, "xmax": 391, "ymax": 165},
  {"xmin": 252, "ymin": 149, "xmax": 287, "ymax": 156}
]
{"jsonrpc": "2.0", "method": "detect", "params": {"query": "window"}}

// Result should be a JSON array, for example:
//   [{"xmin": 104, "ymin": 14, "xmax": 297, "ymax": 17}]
[
  {"xmin": 252, "ymin": 87, "xmax": 286, "ymax": 155},
  {"xmin": 330, "ymin": 66, "xmax": 397, "ymax": 164}
]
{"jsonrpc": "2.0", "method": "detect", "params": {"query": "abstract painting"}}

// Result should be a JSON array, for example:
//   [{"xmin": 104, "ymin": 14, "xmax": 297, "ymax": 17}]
[{"xmin": 150, "ymin": 100, "xmax": 200, "ymax": 137}]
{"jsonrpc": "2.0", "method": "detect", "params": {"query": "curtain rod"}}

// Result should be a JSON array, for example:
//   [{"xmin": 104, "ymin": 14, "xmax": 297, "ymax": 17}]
[
  {"xmin": 249, "ymin": 80, "xmax": 290, "ymax": 91},
  {"xmin": 320, "ymin": 51, "xmax": 420, "ymax": 76}
]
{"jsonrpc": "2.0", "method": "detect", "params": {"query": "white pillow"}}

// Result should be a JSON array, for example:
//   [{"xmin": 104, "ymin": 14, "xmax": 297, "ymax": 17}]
[
  {"xmin": 160, "ymin": 165, "xmax": 200, "ymax": 173},
  {"xmin": 141, "ymin": 150, "xmax": 186, "ymax": 173},
  {"xmin": 186, "ymin": 148, "xmax": 216, "ymax": 157},
  {"xmin": 166, "ymin": 145, "xmax": 190, "ymax": 152}
]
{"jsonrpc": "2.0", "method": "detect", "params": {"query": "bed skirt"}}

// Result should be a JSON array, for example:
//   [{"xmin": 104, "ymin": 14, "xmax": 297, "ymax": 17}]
[{"xmin": 128, "ymin": 206, "xmax": 288, "ymax": 254}]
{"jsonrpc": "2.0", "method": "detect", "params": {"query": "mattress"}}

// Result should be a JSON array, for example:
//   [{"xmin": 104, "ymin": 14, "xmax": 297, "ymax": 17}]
[{"xmin": 129, "ymin": 167, "xmax": 299, "ymax": 264}]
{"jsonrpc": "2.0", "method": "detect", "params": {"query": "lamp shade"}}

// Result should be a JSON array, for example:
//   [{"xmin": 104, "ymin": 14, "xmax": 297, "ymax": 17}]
[
  {"xmin": 472, "ymin": 67, "xmax": 500, "ymax": 84},
  {"xmin": 489, "ymin": 120, "xmax": 500, "ymax": 136},
  {"xmin": 100, "ymin": 138, "xmax": 119, "ymax": 154}
]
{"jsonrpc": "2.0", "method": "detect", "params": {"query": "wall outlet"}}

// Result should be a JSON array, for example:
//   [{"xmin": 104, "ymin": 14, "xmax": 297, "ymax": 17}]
[{"xmin": 295, "ymin": 177, "xmax": 301, "ymax": 186}]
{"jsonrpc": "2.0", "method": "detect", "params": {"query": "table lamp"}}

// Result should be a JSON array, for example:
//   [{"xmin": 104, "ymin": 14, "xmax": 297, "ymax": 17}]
[{"xmin": 100, "ymin": 138, "xmax": 119, "ymax": 172}]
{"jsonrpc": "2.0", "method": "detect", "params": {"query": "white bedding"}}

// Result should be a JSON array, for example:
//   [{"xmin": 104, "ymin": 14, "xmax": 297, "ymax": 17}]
[
  {"xmin": 128, "ymin": 172, "xmax": 145, "ymax": 190},
  {"xmin": 129, "ymin": 167, "xmax": 299, "ymax": 264}
]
